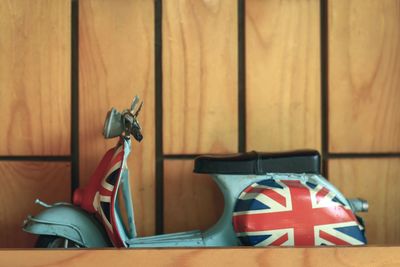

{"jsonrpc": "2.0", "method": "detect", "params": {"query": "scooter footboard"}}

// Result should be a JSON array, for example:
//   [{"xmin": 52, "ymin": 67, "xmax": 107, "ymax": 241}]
[
  {"xmin": 23, "ymin": 203, "xmax": 110, "ymax": 248},
  {"xmin": 127, "ymin": 230, "xmax": 205, "ymax": 247}
]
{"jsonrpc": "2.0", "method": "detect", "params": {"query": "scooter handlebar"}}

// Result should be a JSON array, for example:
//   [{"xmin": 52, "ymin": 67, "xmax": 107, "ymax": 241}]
[{"xmin": 103, "ymin": 97, "xmax": 143, "ymax": 141}]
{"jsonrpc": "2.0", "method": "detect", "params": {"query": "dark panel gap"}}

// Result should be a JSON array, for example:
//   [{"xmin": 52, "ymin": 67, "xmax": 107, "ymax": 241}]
[
  {"xmin": 328, "ymin": 153, "xmax": 400, "ymax": 159},
  {"xmin": 238, "ymin": 0, "xmax": 246, "ymax": 153},
  {"xmin": 71, "ymin": 0, "xmax": 80, "ymax": 197},
  {"xmin": 320, "ymin": 0, "xmax": 329, "ymax": 178},
  {"xmin": 154, "ymin": 0, "xmax": 164, "ymax": 235},
  {"xmin": 0, "ymin": 156, "xmax": 71, "ymax": 162},
  {"xmin": 164, "ymin": 154, "xmax": 201, "ymax": 160}
]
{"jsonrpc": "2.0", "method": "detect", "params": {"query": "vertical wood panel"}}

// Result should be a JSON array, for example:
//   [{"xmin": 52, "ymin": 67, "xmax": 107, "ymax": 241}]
[
  {"xmin": 79, "ymin": 0, "xmax": 155, "ymax": 236},
  {"xmin": 329, "ymin": 0, "xmax": 400, "ymax": 153},
  {"xmin": 0, "ymin": 162, "xmax": 70, "ymax": 248},
  {"xmin": 329, "ymin": 159, "xmax": 400, "ymax": 244},
  {"xmin": 164, "ymin": 160, "xmax": 223, "ymax": 233},
  {"xmin": 0, "ymin": 0, "xmax": 71, "ymax": 155},
  {"xmin": 163, "ymin": 0, "xmax": 238, "ymax": 154},
  {"xmin": 246, "ymin": 0, "xmax": 321, "ymax": 152}
]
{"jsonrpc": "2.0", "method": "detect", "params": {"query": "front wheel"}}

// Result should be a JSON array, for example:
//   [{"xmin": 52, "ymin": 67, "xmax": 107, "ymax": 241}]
[{"xmin": 35, "ymin": 235, "xmax": 83, "ymax": 248}]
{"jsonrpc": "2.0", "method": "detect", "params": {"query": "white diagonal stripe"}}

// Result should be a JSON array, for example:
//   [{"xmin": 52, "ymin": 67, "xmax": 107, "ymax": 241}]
[
  {"xmin": 101, "ymin": 179, "xmax": 114, "ymax": 191},
  {"xmin": 100, "ymin": 195, "xmax": 111, "ymax": 202}
]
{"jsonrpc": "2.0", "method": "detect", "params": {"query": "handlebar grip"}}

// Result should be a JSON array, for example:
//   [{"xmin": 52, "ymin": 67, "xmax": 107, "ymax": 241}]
[{"xmin": 348, "ymin": 198, "xmax": 368, "ymax": 212}]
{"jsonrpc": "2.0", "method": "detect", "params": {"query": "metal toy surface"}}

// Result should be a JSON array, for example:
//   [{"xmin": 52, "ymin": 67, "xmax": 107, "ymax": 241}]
[
  {"xmin": 233, "ymin": 179, "xmax": 366, "ymax": 246},
  {"xmin": 23, "ymin": 97, "xmax": 368, "ymax": 248}
]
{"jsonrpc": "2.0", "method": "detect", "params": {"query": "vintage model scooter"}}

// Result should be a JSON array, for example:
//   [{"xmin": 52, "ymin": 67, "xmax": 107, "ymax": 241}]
[{"xmin": 23, "ymin": 97, "xmax": 368, "ymax": 248}]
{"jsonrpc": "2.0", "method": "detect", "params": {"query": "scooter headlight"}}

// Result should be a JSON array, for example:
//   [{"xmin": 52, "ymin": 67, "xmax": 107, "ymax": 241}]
[{"xmin": 103, "ymin": 108, "xmax": 124, "ymax": 139}]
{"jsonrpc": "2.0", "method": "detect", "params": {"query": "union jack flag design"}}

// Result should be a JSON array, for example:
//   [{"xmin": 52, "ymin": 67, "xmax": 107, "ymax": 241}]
[
  {"xmin": 232, "ymin": 178, "xmax": 366, "ymax": 246},
  {"xmin": 96, "ymin": 142, "xmax": 125, "ymax": 247}
]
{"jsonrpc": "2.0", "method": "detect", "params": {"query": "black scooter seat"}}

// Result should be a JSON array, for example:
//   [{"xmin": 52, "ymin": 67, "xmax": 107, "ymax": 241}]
[{"xmin": 194, "ymin": 150, "xmax": 321, "ymax": 175}]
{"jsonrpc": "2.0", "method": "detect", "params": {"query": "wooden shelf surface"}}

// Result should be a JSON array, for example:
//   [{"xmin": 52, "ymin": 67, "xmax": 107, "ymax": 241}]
[{"xmin": 1, "ymin": 246, "xmax": 400, "ymax": 266}]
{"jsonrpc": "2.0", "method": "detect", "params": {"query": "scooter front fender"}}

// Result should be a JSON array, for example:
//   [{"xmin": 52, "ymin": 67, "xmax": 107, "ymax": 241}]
[{"xmin": 23, "ymin": 203, "xmax": 110, "ymax": 248}]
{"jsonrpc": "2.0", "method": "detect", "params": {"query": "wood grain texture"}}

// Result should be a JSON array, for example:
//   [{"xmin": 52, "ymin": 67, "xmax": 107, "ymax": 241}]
[
  {"xmin": 246, "ymin": 0, "xmax": 321, "ymax": 152},
  {"xmin": 329, "ymin": 159, "xmax": 400, "ymax": 244},
  {"xmin": 163, "ymin": 0, "xmax": 238, "ymax": 154},
  {"xmin": 79, "ymin": 0, "xmax": 155, "ymax": 236},
  {"xmin": 0, "ymin": 162, "xmax": 70, "ymax": 248},
  {"xmin": 329, "ymin": 0, "xmax": 400, "ymax": 153},
  {"xmin": 2, "ymin": 247, "xmax": 400, "ymax": 266},
  {"xmin": 164, "ymin": 160, "xmax": 223, "ymax": 233},
  {"xmin": 0, "ymin": 0, "xmax": 71, "ymax": 155}
]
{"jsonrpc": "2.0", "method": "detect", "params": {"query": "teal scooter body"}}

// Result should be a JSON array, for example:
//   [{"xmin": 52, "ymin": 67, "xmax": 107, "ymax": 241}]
[
  {"xmin": 23, "ymin": 97, "xmax": 367, "ymax": 248},
  {"xmin": 23, "ymin": 202, "xmax": 110, "ymax": 247},
  {"xmin": 125, "ymin": 172, "xmax": 365, "ymax": 248}
]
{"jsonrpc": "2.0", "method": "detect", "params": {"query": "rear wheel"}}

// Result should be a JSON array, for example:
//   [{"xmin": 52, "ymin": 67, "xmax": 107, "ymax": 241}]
[{"xmin": 35, "ymin": 235, "xmax": 82, "ymax": 248}]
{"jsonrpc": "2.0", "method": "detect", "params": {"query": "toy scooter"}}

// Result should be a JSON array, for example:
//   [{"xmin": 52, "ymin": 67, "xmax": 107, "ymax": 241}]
[{"xmin": 23, "ymin": 97, "xmax": 368, "ymax": 248}]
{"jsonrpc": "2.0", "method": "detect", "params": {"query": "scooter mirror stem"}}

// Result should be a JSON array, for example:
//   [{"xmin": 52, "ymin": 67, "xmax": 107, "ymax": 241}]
[
  {"xmin": 130, "ymin": 96, "xmax": 143, "ymax": 117},
  {"xmin": 130, "ymin": 96, "xmax": 139, "ymax": 112}
]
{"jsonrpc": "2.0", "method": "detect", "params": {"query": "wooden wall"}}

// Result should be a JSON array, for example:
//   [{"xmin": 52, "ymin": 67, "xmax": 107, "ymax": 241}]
[{"xmin": 0, "ymin": 0, "xmax": 399, "ymax": 248}]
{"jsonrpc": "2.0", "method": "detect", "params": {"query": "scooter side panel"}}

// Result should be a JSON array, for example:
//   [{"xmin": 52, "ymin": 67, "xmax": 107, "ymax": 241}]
[
  {"xmin": 23, "ymin": 203, "xmax": 110, "ymax": 248},
  {"xmin": 202, "ymin": 174, "xmax": 264, "ymax": 246},
  {"xmin": 202, "ymin": 173, "xmax": 357, "ymax": 246}
]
